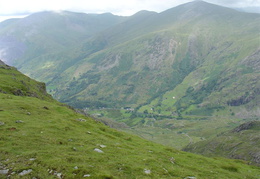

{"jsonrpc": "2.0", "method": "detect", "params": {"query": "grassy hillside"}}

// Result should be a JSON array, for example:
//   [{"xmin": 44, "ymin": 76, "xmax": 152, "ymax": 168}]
[
  {"xmin": 44, "ymin": 1, "xmax": 260, "ymax": 115},
  {"xmin": 0, "ymin": 60, "xmax": 52, "ymax": 100},
  {"xmin": 183, "ymin": 121, "xmax": 260, "ymax": 166},
  {"xmin": 53, "ymin": 1, "xmax": 259, "ymax": 159},
  {"xmin": 1, "ymin": 62, "xmax": 259, "ymax": 178},
  {"xmin": 86, "ymin": 108, "xmax": 255, "ymax": 150},
  {"xmin": 1, "ymin": 1, "xmax": 259, "ymax": 116},
  {"xmin": 0, "ymin": 1, "xmax": 259, "ymax": 170}
]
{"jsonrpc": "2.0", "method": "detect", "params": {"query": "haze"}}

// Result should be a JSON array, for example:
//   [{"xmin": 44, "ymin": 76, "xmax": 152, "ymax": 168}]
[{"xmin": 0, "ymin": 0, "xmax": 259, "ymax": 22}]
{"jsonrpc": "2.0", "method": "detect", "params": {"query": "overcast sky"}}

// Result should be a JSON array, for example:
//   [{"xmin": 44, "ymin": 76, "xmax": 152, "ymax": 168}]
[{"xmin": 0, "ymin": 0, "xmax": 259, "ymax": 22}]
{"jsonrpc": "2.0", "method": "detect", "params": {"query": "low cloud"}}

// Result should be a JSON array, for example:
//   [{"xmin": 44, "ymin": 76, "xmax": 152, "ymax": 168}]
[
  {"xmin": 206, "ymin": 0, "xmax": 260, "ymax": 7},
  {"xmin": 0, "ymin": 0, "xmax": 259, "ymax": 19}
]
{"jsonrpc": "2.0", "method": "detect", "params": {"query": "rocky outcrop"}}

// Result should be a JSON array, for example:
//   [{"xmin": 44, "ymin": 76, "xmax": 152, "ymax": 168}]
[
  {"xmin": 232, "ymin": 121, "xmax": 260, "ymax": 133},
  {"xmin": 183, "ymin": 120, "xmax": 260, "ymax": 166}
]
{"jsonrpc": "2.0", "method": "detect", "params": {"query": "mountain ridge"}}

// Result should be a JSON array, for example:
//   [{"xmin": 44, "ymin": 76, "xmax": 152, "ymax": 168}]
[{"xmin": 0, "ymin": 11, "xmax": 127, "ymax": 65}]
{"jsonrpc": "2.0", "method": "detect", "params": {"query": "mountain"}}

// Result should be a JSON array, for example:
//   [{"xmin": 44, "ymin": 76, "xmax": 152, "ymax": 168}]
[
  {"xmin": 183, "ymin": 121, "xmax": 260, "ymax": 166},
  {"xmin": 0, "ymin": 11, "xmax": 126, "ymax": 65},
  {"xmin": 236, "ymin": 7, "xmax": 260, "ymax": 14},
  {"xmin": 1, "ymin": 61, "xmax": 260, "ymax": 178},
  {"xmin": 48, "ymin": 1, "xmax": 259, "ymax": 117},
  {"xmin": 0, "ymin": 1, "xmax": 259, "ymax": 153},
  {"xmin": 0, "ymin": 1, "xmax": 259, "ymax": 114}
]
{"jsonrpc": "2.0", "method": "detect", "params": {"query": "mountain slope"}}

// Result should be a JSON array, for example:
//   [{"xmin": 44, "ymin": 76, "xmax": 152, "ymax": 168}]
[
  {"xmin": 0, "ymin": 11, "xmax": 126, "ymax": 65},
  {"xmin": 45, "ymin": 1, "xmax": 260, "ymax": 115},
  {"xmin": 183, "ymin": 121, "xmax": 260, "ymax": 166},
  {"xmin": 0, "ymin": 1, "xmax": 259, "ymax": 155},
  {"xmin": 1, "ymin": 61, "xmax": 259, "ymax": 178},
  {"xmin": 0, "ymin": 1, "xmax": 259, "ymax": 115},
  {"xmin": 0, "ymin": 60, "xmax": 52, "ymax": 100}
]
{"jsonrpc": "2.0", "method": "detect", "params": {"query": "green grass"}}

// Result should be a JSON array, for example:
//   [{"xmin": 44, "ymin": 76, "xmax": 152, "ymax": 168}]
[
  {"xmin": 0, "ymin": 94, "xmax": 259, "ymax": 178},
  {"xmin": 0, "ymin": 66, "xmax": 52, "ymax": 101},
  {"xmin": 1, "ymin": 93, "xmax": 259, "ymax": 178},
  {"xmin": 1, "ymin": 3, "xmax": 260, "ymax": 178},
  {"xmin": 1, "ymin": 1, "xmax": 259, "ymax": 117},
  {"xmin": 183, "ymin": 121, "xmax": 260, "ymax": 166},
  {"xmin": 4, "ymin": 2, "xmax": 258, "ymax": 119},
  {"xmin": 0, "ymin": 64, "xmax": 259, "ymax": 178},
  {"xmin": 87, "ymin": 108, "xmax": 256, "ymax": 150}
]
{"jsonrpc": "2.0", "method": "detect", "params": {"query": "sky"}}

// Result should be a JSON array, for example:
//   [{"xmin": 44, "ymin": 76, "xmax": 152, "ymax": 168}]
[{"xmin": 0, "ymin": 0, "xmax": 259, "ymax": 22}]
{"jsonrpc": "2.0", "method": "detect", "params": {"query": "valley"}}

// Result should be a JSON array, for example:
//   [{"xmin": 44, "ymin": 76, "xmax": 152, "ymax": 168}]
[
  {"xmin": 0, "ymin": 1, "xmax": 259, "ymax": 177},
  {"xmin": 86, "ymin": 107, "xmax": 255, "ymax": 149},
  {"xmin": 1, "ymin": 61, "xmax": 259, "ymax": 178}
]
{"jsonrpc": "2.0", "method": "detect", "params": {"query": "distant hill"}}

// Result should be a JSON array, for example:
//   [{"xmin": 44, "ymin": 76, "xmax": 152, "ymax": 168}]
[
  {"xmin": 1, "ymin": 60, "xmax": 259, "ymax": 178},
  {"xmin": 0, "ymin": 11, "xmax": 126, "ymax": 65},
  {"xmin": 50, "ymin": 1, "xmax": 260, "ymax": 118},
  {"xmin": 0, "ymin": 2, "xmax": 259, "ymax": 119},
  {"xmin": 183, "ymin": 121, "xmax": 260, "ymax": 166}
]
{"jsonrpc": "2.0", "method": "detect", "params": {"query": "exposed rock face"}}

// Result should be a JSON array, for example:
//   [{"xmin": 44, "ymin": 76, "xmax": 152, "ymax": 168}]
[
  {"xmin": 183, "ymin": 120, "xmax": 260, "ymax": 166},
  {"xmin": 240, "ymin": 49, "xmax": 260, "ymax": 71},
  {"xmin": 232, "ymin": 121, "xmax": 260, "ymax": 133}
]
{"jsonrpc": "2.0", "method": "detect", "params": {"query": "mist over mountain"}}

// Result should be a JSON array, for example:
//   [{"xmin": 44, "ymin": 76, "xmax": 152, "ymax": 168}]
[
  {"xmin": 0, "ymin": 11, "xmax": 126, "ymax": 65},
  {"xmin": 235, "ymin": 7, "xmax": 260, "ymax": 14}
]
